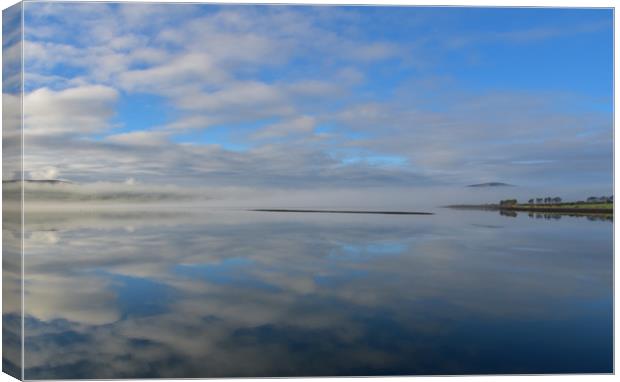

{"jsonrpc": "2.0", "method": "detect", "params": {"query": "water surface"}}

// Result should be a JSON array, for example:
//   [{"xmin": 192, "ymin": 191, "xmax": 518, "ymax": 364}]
[{"xmin": 14, "ymin": 207, "xmax": 613, "ymax": 378}]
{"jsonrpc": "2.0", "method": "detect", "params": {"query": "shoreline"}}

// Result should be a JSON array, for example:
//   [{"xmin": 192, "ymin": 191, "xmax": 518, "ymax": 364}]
[{"xmin": 446, "ymin": 204, "xmax": 613, "ymax": 214}]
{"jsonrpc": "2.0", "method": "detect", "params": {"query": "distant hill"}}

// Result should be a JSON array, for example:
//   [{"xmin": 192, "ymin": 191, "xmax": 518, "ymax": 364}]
[
  {"xmin": 3, "ymin": 179, "xmax": 73, "ymax": 185},
  {"xmin": 467, "ymin": 182, "xmax": 514, "ymax": 188},
  {"xmin": 3, "ymin": 179, "xmax": 199, "ymax": 203}
]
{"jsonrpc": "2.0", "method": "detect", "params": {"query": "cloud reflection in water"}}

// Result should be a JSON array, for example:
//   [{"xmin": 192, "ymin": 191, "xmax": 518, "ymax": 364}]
[{"xmin": 16, "ymin": 207, "xmax": 613, "ymax": 378}]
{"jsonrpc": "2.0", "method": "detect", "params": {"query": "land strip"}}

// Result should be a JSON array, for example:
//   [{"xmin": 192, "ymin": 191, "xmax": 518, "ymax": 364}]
[{"xmin": 249, "ymin": 209, "xmax": 434, "ymax": 215}]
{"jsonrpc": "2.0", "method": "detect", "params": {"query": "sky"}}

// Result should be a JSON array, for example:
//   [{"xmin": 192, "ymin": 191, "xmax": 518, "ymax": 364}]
[{"xmin": 8, "ymin": 3, "xmax": 614, "ymax": 206}]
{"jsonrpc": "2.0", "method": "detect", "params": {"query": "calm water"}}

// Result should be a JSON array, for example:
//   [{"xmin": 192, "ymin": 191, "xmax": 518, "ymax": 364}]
[{"xmin": 12, "ymin": 207, "xmax": 613, "ymax": 378}]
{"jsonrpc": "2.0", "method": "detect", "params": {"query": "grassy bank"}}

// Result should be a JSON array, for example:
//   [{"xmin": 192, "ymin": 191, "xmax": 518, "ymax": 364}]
[
  {"xmin": 499, "ymin": 203, "xmax": 612, "ymax": 214},
  {"xmin": 447, "ymin": 202, "xmax": 613, "ymax": 214}
]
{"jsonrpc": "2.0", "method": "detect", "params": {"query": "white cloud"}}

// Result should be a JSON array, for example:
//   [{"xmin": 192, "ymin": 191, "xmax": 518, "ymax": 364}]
[
  {"xmin": 24, "ymin": 85, "xmax": 118, "ymax": 135},
  {"xmin": 106, "ymin": 130, "xmax": 170, "ymax": 146},
  {"xmin": 169, "ymin": 81, "xmax": 297, "ymax": 129},
  {"xmin": 30, "ymin": 166, "xmax": 59, "ymax": 180},
  {"xmin": 349, "ymin": 41, "xmax": 399, "ymax": 61},
  {"xmin": 119, "ymin": 53, "xmax": 227, "ymax": 93},
  {"xmin": 253, "ymin": 116, "xmax": 316, "ymax": 139},
  {"xmin": 286, "ymin": 80, "xmax": 343, "ymax": 98},
  {"xmin": 2, "ymin": 93, "xmax": 22, "ymax": 180},
  {"xmin": 164, "ymin": 115, "xmax": 214, "ymax": 130}
]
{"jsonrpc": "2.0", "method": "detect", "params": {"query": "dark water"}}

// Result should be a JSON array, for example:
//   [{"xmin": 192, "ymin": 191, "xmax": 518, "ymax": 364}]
[{"xmin": 12, "ymin": 207, "xmax": 613, "ymax": 378}]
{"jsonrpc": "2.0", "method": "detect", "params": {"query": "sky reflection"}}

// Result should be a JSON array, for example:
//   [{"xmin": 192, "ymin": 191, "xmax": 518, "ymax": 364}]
[{"xmin": 18, "ymin": 208, "xmax": 612, "ymax": 378}]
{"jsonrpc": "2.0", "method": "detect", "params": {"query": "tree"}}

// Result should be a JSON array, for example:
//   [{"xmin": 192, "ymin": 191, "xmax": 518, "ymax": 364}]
[
  {"xmin": 499, "ymin": 199, "xmax": 518, "ymax": 206},
  {"xmin": 552, "ymin": 197, "xmax": 562, "ymax": 204},
  {"xmin": 536, "ymin": 198, "xmax": 543, "ymax": 204},
  {"xmin": 528, "ymin": 198, "xmax": 534, "ymax": 204}
]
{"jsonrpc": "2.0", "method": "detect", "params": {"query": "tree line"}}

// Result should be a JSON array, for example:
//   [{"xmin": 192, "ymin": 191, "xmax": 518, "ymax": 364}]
[
  {"xmin": 527, "ymin": 197, "xmax": 562, "ymax": 205},
  {"xmin": 499, "ymin": 197, "xmax": 563, "ymax": 206},
  {"xmin": 498, "ymin": 195, "xmax": 613, "ymax": 206}
]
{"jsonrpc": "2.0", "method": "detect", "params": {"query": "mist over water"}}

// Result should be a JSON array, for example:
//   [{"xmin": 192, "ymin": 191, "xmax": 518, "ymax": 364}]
[
  {"xmin": 9, "ymin": 205, "xmax": 612, "ymax": 378},
  {"xmin": 10, "ymin": 180, "xmax": 613, "ymax": 212}
]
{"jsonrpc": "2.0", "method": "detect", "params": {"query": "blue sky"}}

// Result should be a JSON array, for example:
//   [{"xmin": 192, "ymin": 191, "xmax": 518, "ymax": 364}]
[{"xmin": 15, "ymin": 3, "xmax": 613, "ymax": 203}]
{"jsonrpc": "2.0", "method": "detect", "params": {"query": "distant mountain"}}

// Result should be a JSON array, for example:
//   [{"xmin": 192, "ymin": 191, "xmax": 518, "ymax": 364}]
[{"xmin": 467, "ymin": 182, "xmax": 514, "ymax": 188}]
